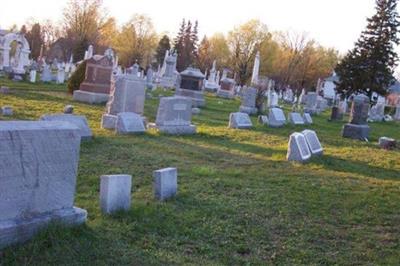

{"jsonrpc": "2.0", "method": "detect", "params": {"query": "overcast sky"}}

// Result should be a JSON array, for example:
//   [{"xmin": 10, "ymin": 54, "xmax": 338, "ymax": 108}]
[{"xmin": 0, "ymin": 0, "xmax": 382, "ymax": 53}]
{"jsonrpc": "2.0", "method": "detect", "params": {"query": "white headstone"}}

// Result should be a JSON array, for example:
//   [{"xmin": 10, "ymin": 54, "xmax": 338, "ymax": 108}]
[
  {"xmin": 268, "ymin": 108, "xmax": 286, "ymax": 127},
  {"xmin": 100, "ymin": 175, "xmax": 132, "ymax": 214},
  {"xmin": 153, "ymin": 168, "xmax": 177, "ymax": 201},
  {"xmin": 288, "ymin": 112, "xmax": 305, "ymax": 125},
  {"xmin": 40, "ymin": 114, "xmax": 92, "ymax": 140},
  {"xmin": 1, "ymin": 106, "xmax": 13, "ymax": 116},
  {"xmin": 287, "ymin": 132, "xmax": 312, "ymax": 162},
  {"xmin": 303, "ymin": 113, "xmax": 313, "ymax": 124},
  {"xmin": 229, "ymin": 112, "xmax": 253, "ymax": 129},
  {"xmin": 302, "ymin": 129, "xmax": 323, "ymax": 155},
  {"xmin": 258, "ymin": 115, "xmax": 269, "ymax": 125},
  {"xmin": 116, "ymin": 112, "xmax": 146, "ymax": 134}
]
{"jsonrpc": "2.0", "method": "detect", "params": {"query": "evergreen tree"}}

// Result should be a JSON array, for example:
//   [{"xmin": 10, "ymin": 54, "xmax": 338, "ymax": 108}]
[
  {"xmin": 335, "ymin": 0, "xmax": 400, "ymax": 98},
  {"xmin": 155, "ymin": 35, "xmax": 171, "ymax": 66},
  {"xmin": 191, "ymin": 21, "xmax": 199, "ymax": 64},
  {"xmin": 26, "ymin": 23, "xmax": 44, "ymax": 60},
  {"xmin": 197, "ymin": 35, "xmax": 212, "ymax": 73},
  {"xmin": 174, "ymin": 19, "xmax": 186, "ymax": 54}
]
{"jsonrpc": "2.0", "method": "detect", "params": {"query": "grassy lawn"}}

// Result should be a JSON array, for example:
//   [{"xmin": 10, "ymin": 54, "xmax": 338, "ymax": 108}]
[{"xmin": 0, "ymin": 78, "xmax": 399, "ymax": 265}]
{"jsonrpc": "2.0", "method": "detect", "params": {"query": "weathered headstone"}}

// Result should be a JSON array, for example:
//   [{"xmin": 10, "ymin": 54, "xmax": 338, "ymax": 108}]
[
  {"xmin": 1, "ymin": 106, "xmax": 13, "ymax": 116},
  {"xmin": 101, "ymin": 73, "xmax": 146, "ymax": 129},
  {"xmin": 303, "ymin": 113, "xmax": 313, "ymax": 124},
  {"xmin": 229, "ymin": 112, "xmax": 253, "ymax": 129},
  {"xmin": 369, "ymin": 103, "xmax": 385, "ymax": 122},
  {"xmin": 217, "ymin": 78, "xmax": 235, "ymax": 99},
  {"xmin": 153, "ymin": 168, "xmax": 177, "ymax": 201},
  {"xmin": 151, "ymin": 96, "xmax": 196, "ymax": 135},
  {"xmin": 304, "ymin": 92, "xmax": 318, "ymax": 114},
  {"xmin": 268, "ymin": 108, "xmax": 286, "ymax": 127},
  {"xmin": 342, "ymin": 94, "xmax": 370, "ymax": 140},
  {"xmin": 73, "ymin": 55, "xmax": 113, "ymax": 104},
  {"xmin": 287, "ymin": 132, "xmax": 312, "ymax": 162},
  {"xmin": 302, "ymin": 129, "xmax": 323, "ymax": 155},
  {"xmin": 288, "ymin": 112, "xmax": 305, "ymax": 125},
  {"xmin": 40, "ymin": 114, "xmax": 93, "ymax": 140},
  {"xmin": 0, "ymin": 121, "xmax": 87, "ymax": 249},
  {"xmin": 116, "ymin": 112, "xmax": 146, "ymax": 134},
  {"xmin": 175, "ymin": 67, "xmax": 206, "ymax": 107},
  {"xmin": 258, "ymin": 115, "xmax": 269, "ymax": 125},
  {"xmin": 100, "ymin": 175, "xmax": 132, "ymax": 214},
  {"xmin": 378, "ymin": 137, "xmax": 396, "ymax": 150},
  {"xmin": 239, "ymin": 87, "xmax": 258, "ymax": 115},
  {"xmin": 330, "ymin": 106, "xmax": 343, "ymax": 121}
]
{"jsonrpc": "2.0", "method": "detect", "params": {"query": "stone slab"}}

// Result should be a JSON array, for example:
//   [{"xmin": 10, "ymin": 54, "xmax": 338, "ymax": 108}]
[
  {"xmin": 342, "ymin": 124, "xmax": 370, "ymax": 140},
  {"xmin": 100, "ymin": 175, "xmax": 132, "ymax": 214},
  {"xmin": 40, "ymin": 114, "xmax": 93, "ymax": 140},
  {"xmin": 287, "ymin": 132, "xmax": 312, "ymax": 162},
  {"xmin": 101, "ymin": 114, "xmax": 118, "ymax": 129},
  {"xmin": 229, "ymin": 112, "xmax": 253, "ymax": 129},
  {"xmin": 73, "ymin": 90, "xmax": 109, "ymax": 104},
  {"xmin": 116, "ymin": 112, "xmax": 146, "ymax": 134},
  {"xmin": 153, "ymin": 168, "xmax": 177, "ymax": 201}
]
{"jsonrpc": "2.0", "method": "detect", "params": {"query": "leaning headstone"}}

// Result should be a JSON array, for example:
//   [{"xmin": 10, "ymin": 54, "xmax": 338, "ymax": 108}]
[
  {"xmin": 378, "ymin": 137, "xmax": 397, "ymax": 150},
  {"xmin": 100, "ymin": 175, "xmax": 132, "ymax": 214},
  {"xmin": 239, "ymin": 87, "xmax": 258, "ymax": 115},
  {"xmin": 303, "ymin": 113, "xmax": 313, "ymax": 124},
  {"xmin": 342, "ymin": 94, "xmax": 370, "ymax": 140},
  {"xmin": 1, "ymin": 106, "xmax": 13, "ymax": 116},
  {"xmin": 286, "ymin": 132, "xmax": 312, "ymax": 162},
  {"xmin": 153, "ymin": 168, "xmax": 178, "ymax": 201},
  {"xmin": 64, "ymin": 105, "xmax": 74, "ymax": 114},
  {"xmin": 288, "ymin": 112, "xmax": 305, "ymax": 125},
  {"xmin": 258, "ymin": 115, "xmax": 269, "ymax": 125},
  {"xmin": 40, "ymin": 114, "xmax": 93, "ymax": 140},
  {"xmin": 302, "ymin": 129, "xmax": 323, "ymax": 155},
  {"xmin": 268, "ymin": 108, "xmax": 286, "ymax": 128},
  {"xmin": 229, "ymin": 112, "xmax": 253, "ymax": 129},
  {"xmin": 150, "ymin": 96, "xmax": 196, "ymax": 135},
  {"xmin": 0, "ymin": 121, "xmax": 87, "ymax": 249},
  {"xmin": 116, "ymin": 112, "xmax": 146, "ymax": 134}
]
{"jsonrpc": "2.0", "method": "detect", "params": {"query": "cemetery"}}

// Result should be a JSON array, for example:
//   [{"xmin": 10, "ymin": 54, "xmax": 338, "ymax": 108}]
[{"xmin": 0, "ymin": 0, "xmax": 400, "ymax": 264}]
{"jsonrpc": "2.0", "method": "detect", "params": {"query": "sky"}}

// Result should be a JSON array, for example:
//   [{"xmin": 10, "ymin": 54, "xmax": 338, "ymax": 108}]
[{"xmin": 0, "ymin": 0, "xmax": 382, "ymax": 53}]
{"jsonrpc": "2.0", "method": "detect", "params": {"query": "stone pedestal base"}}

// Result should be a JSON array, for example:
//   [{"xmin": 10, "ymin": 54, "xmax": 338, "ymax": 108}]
[
  {"xmin": 73, "ymin": 90, "xmax": 109, "ymax": 104},
  {"xmin": 0, "ymin": 207, "xmax": 87, "ymax": 249},
  {"xmin": 342, "ymin": 124, "xmax": 370, "ymax": 140},
  {"xmin": 101, "ymin": 114, "xmax": 118, "ymax": 129},
  {"xmin": 148, "ymin": 123, "xmax": 196, "ymax": 135},
  {"xmin": 239, "ymin": 106, "xmax": 258, "ymax": 115}
]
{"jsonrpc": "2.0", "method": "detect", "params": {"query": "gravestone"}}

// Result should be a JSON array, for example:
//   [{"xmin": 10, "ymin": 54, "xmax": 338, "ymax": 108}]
[
  {"xmin": 116, "ymin": 112, "xmax": 146, "ymax": 134},
  {"xmin": 378, "ymin": 137, "xmax": 396, "ymax": 150},
  {"xmin": 302, "ymin": 129, "xmax": 323, "ymax": 155},
  {"xmin": 304, "ymin": 92, "xmax": 318, "ymax": 114},
  {"xmin": 175, "ymin": 67, "xmax": 206, "ymax": 107},
  {"xmin": 239, "ymin": 87, "xmax": 258, "ymax": 115},
  {"xmin": 0, "ymin": 121, "xmax": 87, "ymax": 249},
  {"xmin": 40, "ymin": 114, "xmax": 92, "ymax": 140},
  {"xmin": 204, "ymin": 60, "xmax": 220, "ymax": 92},
  {"xmin": 217, "ymin": 78, "xmax": 235, "ymax": 99},
  {"xmin": 100, "ymin": 175, "xmax": 132, "ymax": 214},
  {"xmin": 153, "ymin": 168, "xmax": 177, "ymax": 201},
  {"xmin": 229, "ymin": 112, "xmax": 253, "ymax": 129},
  {"xmin": 192, "ymin": 107, "xmax": 201, "ymax": 115},
  {"xmin": 286, "ymin": 132, "xmax": 312, "ymax": 162},
  {"xmin": 29, "ymin": 70, "xmax": 36, "ymax": 83},
  {"xmin": 303, "ymin": 113, "xmax": 313, "ymax": 124},
  {"xmin": 394, "ymin": 105, "xmax": 400, "ymax": 121},
  {"xmin": 268, "ymin": 107, "xmax": 286, "ymax": 127},
  {"xmin": 330, "ymin": 106, "xmax": 343, "ymax": 121},
  {"xmin": 1, "ymin": 106, "xmax": 13, "ymax": 116},
  {"xmin": 258, "ymin": 115, "xmax": 269, "ymax": 125},
  {"xmin": 64, "ymin": 105, "xmax": 74, "ymax": 114},
  {"xmin": 151, "ymin": 96, "xmax": 196, "ymax": 135},
  {"xmin": 369, "ymin": 103, "xmax": 385, "ymax": 122},
  {"xmin": 41, "ymin": 64, "xmax": 52, "ymax": 82},
  {"xmin": 0, "ymin": 86, "xmax": 10, "ymax": 94},
  {"xmin": 288, "ymin": 112, "xmax": 305, "ymax": 125},
  {"xmin": 73, "ymin": 55, "xmax": 113, "ymax": 104},
  {"xmin": 342, "ymin": 94, "xmax": 370, "ymax": 140},
  {"xmin": 102, "ymin": 73, "xmax": 146, "ymax": 129}
]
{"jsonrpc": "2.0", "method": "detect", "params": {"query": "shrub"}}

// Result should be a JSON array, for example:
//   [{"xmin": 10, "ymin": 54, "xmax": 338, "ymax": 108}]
[{"xmin": 67, "ymin": 61, "xmax": 87, "ymax": 94}]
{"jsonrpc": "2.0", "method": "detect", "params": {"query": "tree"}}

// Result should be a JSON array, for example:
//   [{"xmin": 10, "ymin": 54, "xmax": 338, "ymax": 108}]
[
  {"xmin": 62, "ymin": 0, "xmax": 106, "ymax": 61},
  {"xmin": 197, "ymin": 36, "xmax": 212, "ymax": 73},
  {"xmin": 25, "ymin": 23, "xmax": 44, "ymax": 60},
  {"xmin": 156, "ymin": 35, "xmax": 171, "ymax": 66},
  {"xmin": 335, "ymin": 0, "xmax": 400, "ymax": 98},
  {"xmin": 174, "ymin": 19, "xmax": 199, "ymax": 71},
  {"xmin": 227, "ymin": 19, "xmax": 270, "ymax": 85}
]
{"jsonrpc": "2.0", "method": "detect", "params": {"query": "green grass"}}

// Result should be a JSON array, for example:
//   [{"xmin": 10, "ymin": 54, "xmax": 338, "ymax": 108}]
[{"xmin": 0, "ymin": 78, "xmax": 399, "ymax": 265}]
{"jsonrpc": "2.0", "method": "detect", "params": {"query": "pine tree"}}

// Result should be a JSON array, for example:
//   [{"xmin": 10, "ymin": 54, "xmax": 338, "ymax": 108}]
[
  {"xmin": 197, "ymin": 36, "xmax": 212, "ymax": 73},
  {"xmin": 26, "ymin": 23, "xmax": 44, "ymax": 60},
  {"xmin": 155, "ymin": 35, "xmax": 171, "ymax": 66},
  {"xmin": 335, "ymin": 0, "xmax": 400, "ymax": 98},
  {"xmin": 191, "ymin": 21, "xmax": 199, "ymax": 64},
  {"xmin": 174, "ymin": 19, "xmax": 186, "ymax": 54}
]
